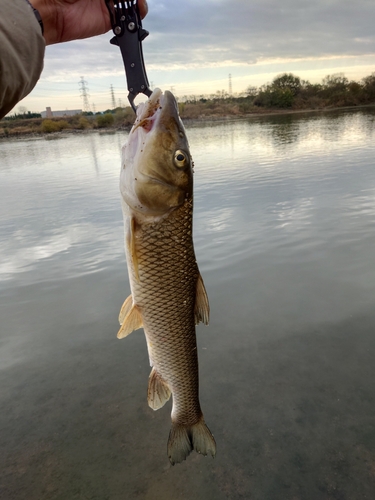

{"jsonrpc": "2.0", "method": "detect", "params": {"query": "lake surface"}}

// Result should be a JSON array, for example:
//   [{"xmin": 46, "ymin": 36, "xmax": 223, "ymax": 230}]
[{"xmin": 1, "ymin": 108, "xmax": 375, "ymax": 499}]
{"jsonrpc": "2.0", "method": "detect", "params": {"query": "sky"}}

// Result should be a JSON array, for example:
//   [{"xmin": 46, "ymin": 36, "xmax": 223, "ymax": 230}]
[{"xmin": 17, "ymin": 0, "xmax": 375, "ymax": 114}]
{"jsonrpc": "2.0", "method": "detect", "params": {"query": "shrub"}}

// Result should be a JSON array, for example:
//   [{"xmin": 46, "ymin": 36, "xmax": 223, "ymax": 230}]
[
  {"xmin": 302, "ymin": 96, "xmax": 326, "ymax": 109},
  {"xmin": 78, "ymin": 117, "xmax": 90, "ymax": 129},
  {"xmin": 56, "ymin": 120, "xmax": 69, "ymax": 130},
  {"xmin": 255, "ymin": 87, "xmax": 294, "ymax": 108},
  {"xmin": 40, "ymin": 119, "xmax": 70, "ymax": 133},
  {"xmin": 239, "ymin": 101, "xmax": 255, "ymax": 113},
  {"xmin": 96, "ymin": 113, "xmax": 114, "ymax": 128},
  {"xmin": 113, "ymin": 108, "xmax": 134, "ymax": 127},
  {"xmin": 271, "ymin": 88, "xmax": 294, "ymax": 108},
  {"xmin": 41, "ymin": 119, "xmax": 61, "ymax": 133}
]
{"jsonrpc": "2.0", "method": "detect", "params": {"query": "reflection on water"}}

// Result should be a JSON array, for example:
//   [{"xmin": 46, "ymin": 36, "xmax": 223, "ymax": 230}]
[{"xmin": 1, "ymin": 108, "xmax": 375, "ymax": 499}]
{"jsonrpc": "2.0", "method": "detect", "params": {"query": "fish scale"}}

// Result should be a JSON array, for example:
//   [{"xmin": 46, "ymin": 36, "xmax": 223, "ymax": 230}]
[{"xmin": 129, "ymin": 201, "xmax": 202, "ymax": 422}]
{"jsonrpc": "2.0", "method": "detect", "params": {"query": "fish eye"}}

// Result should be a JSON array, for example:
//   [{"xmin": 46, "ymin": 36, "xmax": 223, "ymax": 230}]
[{"xmin": 174, "ymin": 150, "xmax": 189, "ymax": 168}]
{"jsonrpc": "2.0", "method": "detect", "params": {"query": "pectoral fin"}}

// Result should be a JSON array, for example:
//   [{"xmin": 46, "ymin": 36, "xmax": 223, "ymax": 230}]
[
  {"xmin": 117, "ymin": 304, "xmax": 143, "ymax": 339},
  {"xmin": 194, "ymin": 273, "xmax": 210, "ymax": 325},
  {"xmin": 118, "ymin": 294, "xmax": 133, "ymax": 325},
  {"xmin": 147, "ymin": 367, "xmax": 171, "ymax": 410}
]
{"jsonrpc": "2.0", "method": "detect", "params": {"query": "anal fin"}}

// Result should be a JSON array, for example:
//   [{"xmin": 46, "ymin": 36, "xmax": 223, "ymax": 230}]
[
  {"xmin": 147, "ymin": 367, "xmax": 171, "ymax": 410},
  {"xmin": 117, "ymin": 304, "xmax": 143, "ymax": 339},
  {"xmin": 194, "ymin": 273, "xmax": 210, "ymax": 325}
]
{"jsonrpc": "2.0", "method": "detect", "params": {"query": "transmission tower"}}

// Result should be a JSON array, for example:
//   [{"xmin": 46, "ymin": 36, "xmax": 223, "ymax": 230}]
[
  {"xmin": 79, "ymin": 76, "xmax": 91, "ymax": 113},
  {"xmin": 110, "ymin": 84, "xmax": 117, "ymax": 109},
  {"xmin": 228, "ymin": 74, "xmax": 233, "ymax": 96}
]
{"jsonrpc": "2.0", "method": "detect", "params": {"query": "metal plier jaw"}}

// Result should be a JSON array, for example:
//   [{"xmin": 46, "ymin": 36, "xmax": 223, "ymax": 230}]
[{"xmin": 105, "ymin": 0, "xmax": 152, "ymax": 112}]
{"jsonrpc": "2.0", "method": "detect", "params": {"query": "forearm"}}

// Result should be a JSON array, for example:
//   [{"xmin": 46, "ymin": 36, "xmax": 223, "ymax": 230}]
[{"xmin": 0, "ymin": 0, "xmax": 45, "ymax": 118}]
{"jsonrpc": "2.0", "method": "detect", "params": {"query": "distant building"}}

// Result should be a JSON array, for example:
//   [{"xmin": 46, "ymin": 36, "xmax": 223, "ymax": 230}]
[{"xmin": 41, "ymin": 108, "xmax": 82, "ymax": 118}]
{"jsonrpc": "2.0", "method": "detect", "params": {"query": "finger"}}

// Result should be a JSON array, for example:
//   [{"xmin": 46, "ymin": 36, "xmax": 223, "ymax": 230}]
[{"xmin": 138, "ymin": 0, "xmax": 148, "ymax": 19}]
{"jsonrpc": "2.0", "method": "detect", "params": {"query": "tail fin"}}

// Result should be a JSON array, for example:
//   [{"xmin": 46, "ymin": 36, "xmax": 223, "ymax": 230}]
[{"xmin": 167, "ymin": 418, "xmax": 216, "ymax": 465}]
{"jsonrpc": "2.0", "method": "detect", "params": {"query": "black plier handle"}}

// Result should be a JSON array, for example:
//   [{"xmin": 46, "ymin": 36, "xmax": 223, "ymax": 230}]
[{"xmin": 105, "ymin": 0, "xmax": 152, "ymax": 111}]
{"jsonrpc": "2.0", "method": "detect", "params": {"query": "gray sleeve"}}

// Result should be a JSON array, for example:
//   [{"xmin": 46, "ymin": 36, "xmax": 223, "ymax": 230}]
[{"xmin": 0, "ymin": 0, "xmax": 45, "ymax": 118}]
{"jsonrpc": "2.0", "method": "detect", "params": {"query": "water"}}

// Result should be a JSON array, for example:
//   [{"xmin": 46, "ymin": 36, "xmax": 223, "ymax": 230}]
[{"xmin": 1, "ymin": 109, "xmax": 375, "ymax": 499}]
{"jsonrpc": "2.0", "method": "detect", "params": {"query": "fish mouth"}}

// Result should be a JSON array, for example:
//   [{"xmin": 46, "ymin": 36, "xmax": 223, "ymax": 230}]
[
  {"xmin": 132, "ymin": 88, "xmax": 164, "ymax": 133},
  {"xmin": 124, "ymin": 89, "xmax": 165, "ymax": 167},
  {"xmin": 132, "ymin": 88, "xmax": 177, "ymax": 134},
  {"xmin": 125, "ymin": 89, "xmax": 179, "ymax": 188}
]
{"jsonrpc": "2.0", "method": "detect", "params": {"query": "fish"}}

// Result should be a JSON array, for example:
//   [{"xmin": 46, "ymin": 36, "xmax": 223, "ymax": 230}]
[{"xmin": 118, "ymin": 88, "xmax": 216, "ymax": 465}]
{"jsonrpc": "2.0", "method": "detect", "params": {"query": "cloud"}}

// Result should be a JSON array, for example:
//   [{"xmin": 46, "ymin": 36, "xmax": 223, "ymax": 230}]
[
  {"xmin": 43, "ymin": 0, "xmax": 375, "ymax": 76},
  {"xmin": 19, "ymin": 0, "xmax": 375, "ymax": 111},
  {"xmin": 142, "ymin": 0, "xmax": 375, "ymax": 64}
]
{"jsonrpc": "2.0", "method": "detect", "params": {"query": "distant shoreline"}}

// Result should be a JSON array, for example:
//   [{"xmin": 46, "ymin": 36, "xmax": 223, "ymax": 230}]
[
  {"xmin": 182, "ymin": 103, "xmax": 375, "ymax": 125},
  {"xmin": 1, "ymin": 103, "xmax": 375, "ymax": 141}
]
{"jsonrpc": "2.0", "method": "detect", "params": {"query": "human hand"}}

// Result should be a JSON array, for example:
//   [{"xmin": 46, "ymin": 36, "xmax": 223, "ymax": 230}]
[{"xmin": 31, "ymin": 0, "xmax": 148, "ymax": 45}]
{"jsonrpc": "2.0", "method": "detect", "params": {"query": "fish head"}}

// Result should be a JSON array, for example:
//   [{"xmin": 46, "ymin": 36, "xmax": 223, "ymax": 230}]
[{"xmin": 121, "ymin": 89, "xmax": 193, "ymax": 217}]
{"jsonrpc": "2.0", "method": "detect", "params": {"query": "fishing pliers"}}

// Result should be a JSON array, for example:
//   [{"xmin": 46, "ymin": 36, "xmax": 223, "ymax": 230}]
[{"xmin": 105, "ymin": 0, "xmax": 152, "ymax": 112}]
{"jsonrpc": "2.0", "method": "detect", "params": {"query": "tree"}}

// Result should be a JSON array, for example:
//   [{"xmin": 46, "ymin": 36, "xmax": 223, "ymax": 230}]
[
  {"xmin": 272, "ymin": 73, "xmax": 301, "ymax": 96},
  {"xmin": 322, "ymin": 73, "xmax": 349, "ymax": 92},
  {"xmin": 362, "ymin": 73, "xmax": 375, "ymax": 101},
  {"xmin": 18, "ymin": 106, "xmax": 28, "ymax": 117},
  {"xmin": 320, "ymin": 73, "xmax": 350, "ymax": 104},
  {"xmin": 246, "ymin": 85, "xmax": 258, "ymax": 98},
  {"xmin": 270, "ymin": 88, "xmax": 294, "ymax": 108},
  {"xmin": 253, "ymin": 76, "xmax": 297, "ymax": 108}
]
